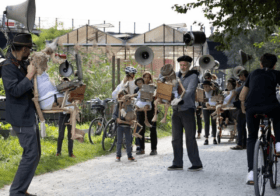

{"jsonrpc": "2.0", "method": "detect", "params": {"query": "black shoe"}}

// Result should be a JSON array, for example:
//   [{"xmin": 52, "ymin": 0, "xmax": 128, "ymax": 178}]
[
  {"xmin": 188, "ymin": 165, "xmax": 203, "ymax": 171},
  {"xmin": 213, "ymin": 139, "xmax": 217, "ymax": 145},
  {"xmin": 150, "ymin": 150, "xmax": 157, "ymax": 155},
  {"xmin": 167, "ymin": 165, "xmax": 183, "ymax": 171},
  {"xmin": 204, "ymin": 139, "xmax": 209, "ymax": 145},
  {"xmin": 136, "ymin": 150, "xmax": 145, "ymax": 155}
]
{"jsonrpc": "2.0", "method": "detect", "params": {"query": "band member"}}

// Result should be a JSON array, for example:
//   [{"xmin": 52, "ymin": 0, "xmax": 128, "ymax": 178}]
[
  {"xmin": 202, "ymin": 81, "xmax": 218, "ymax": 145},
  {"xmin": 2, "ymin": 33, "xmax": 40, "ymax": 196},
  {"xmin": 240, "ymin": 53, "xmax": 280, "ymax": 184},
  {"xmin": 168, "ymin": 55, "xmax": 203, "ymax": 171}
]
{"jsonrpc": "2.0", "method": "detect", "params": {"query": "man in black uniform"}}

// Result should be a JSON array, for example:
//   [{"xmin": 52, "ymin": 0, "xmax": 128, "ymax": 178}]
[
  {"xmin": 240, "ymin": 53, "xmax": 280, "ymax": 184},
  {"xmin": 2, "ymin": 33, "xmax": 39, "ymax": 196}
]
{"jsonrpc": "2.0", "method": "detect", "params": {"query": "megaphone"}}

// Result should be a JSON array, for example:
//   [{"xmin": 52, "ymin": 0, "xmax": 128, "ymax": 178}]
[
  {"xmin": 4, "ymin": 0, "xmax": 36, "ymax": 33},
  {"xmin": 135, "ymin": 46, "xmax": 154, "ymax": 66},
  {"xmin": 184, "ymin": 31, "xmax": 206, "ymax": 46},
  {"xmin": 233, "ymin": 65, "xmax": 245, "ymax": 79},
  {"xmin": 199, "ymin": 55, "xmax": 215, "ymax": 70},
  {"xmin": 239, "ymin": 50, "xmax": 253, "ymax": 65},
  {"xmin": 59, "ymin": 60, "xmax": 73, "ymax": 77}
]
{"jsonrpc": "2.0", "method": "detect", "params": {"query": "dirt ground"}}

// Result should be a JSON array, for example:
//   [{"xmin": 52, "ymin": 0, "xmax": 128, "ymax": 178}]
[{"xmin": 1, "ymin": 135, "xmax": 280, "ymax": 196}]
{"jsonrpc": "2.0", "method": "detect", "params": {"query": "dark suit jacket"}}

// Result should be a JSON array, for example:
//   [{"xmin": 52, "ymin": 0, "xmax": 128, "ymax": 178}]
[{"xmin": 2, "ymin": 53, "xmax": 36, "ymax": 127}]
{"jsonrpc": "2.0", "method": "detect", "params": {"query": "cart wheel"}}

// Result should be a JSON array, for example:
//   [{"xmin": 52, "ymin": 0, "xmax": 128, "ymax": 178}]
[{"xmin": 217, "ymin": 135, "xmax": 221, "ymax": 144}]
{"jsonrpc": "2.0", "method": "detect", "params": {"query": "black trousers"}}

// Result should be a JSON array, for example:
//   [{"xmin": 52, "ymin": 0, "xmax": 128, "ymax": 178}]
[
  {"xmin": 57, "ymin": 113, "xmax": 73, "ymax": 156},
  {"xmin": 246, "ymin": 105, "xmax": 280, "ymax": 171},
  {"xmin": 203, "ymin": 109, "xmax": 217, "ymax": 138},
  {"xmin": 172, "ymin": 108, "xmax": 202, "ymax": 167},
  {"xmin": 136, "ymin": 110, "xmax": 158, "ymax": 151},
  {"xmin": 237, "ymin": 112, "xmax": 247, "ymax": 147},
  {"xmin": 196, "ymin": 108, "xmax": 202, "ymax": 134},
  {"xmin": 10, "ymin": 124, "xmax": 41, "ymax": 196}
]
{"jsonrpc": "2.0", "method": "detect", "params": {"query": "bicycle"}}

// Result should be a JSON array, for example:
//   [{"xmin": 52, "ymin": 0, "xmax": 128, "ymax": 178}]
[
  {"xmin": 87, "ymin": 98, "xmax": 114, "ymax": 144},
  {"xmin": 253, "ymin": 114, "xmax": 278, "ymax": 196}
]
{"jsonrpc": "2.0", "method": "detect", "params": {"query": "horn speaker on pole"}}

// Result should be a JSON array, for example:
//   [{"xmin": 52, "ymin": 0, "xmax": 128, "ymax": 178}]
[
  {"xmin": 199, "ymin": 55, "xmax": 215, "ymax": 70},
  {"xmin": 239, "ymin": 50, "xmax": 252, "ymax": 65},
  {"xmin": 184, "ymin": 31, "xmax": 206, "ymax": 46},
  {"xmin": 4, "ymin": 0, "xmax": 36, "ymax": 33},
  {"xmin": 135, "ymin": 46, "xmax": 154, "ymax": 66}
]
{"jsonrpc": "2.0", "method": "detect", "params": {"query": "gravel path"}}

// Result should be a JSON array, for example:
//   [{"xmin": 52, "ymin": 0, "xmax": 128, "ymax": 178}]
[{"xmin": 1, "ymin": 135, "xmax": 280, "ymax": 196}]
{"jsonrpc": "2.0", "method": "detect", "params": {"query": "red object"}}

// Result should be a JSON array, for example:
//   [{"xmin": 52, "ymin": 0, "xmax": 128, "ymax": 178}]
[
  {"xmin": 55, "ymin": 53, "xmax": 67, "ymax": 59},
  {"xmin": 5, "ymin": 22, "xmax": 15, "ymax": 26}
]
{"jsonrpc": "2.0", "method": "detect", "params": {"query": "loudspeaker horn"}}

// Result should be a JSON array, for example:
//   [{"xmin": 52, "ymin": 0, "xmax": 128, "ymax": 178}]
[
  {"xmin": 135, "ymin": 46, "xmax": 154, "ymax": 66},
  {"xmin": 5, "ymin": 0, "xmax": 36, "ymax": 33},
  {"xmin": 233, "ymin": 65, "xmax": 245, "ymax": 79},
  {"xmin": 59, "ymin": 60, "xmax": 73, "ymax": 77},
  {"xmin": 184, "ymin": 31, "xmax": 206, "ymax": 46},
  {"xmin": 199, "ymin": 55, "xmax": 215, "ymax": 71},
  {"xmin": 214, "ymin": 60, "xmax": 220, "ymax": 69},
  {"xmin": 239, "ymin": 50, "xmax": 253, "ymax": 65}
]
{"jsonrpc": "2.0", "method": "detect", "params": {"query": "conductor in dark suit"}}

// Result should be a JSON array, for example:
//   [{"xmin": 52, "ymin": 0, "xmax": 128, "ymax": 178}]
[{"xmin": 2, "ymin": 33, "xmax": 40, "ymax": 196}]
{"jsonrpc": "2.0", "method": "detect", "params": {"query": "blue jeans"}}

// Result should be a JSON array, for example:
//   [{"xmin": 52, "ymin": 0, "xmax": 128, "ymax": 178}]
[{"xmin": 116, "ymin": 125, "xmax": 132, "ymax": 158}]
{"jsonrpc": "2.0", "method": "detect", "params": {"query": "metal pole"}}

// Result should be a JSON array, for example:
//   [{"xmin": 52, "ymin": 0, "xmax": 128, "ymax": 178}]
[
  {"xmin": 117, "ymin": 58, "xmax": 120, "ymax": 85},
  {"xmin": 104, "ymin": 20, "xmax": 105, "ymax": 32},
  {"xmin": 2, "ymin": 14, "xmax": 5, "ymax": 27},
  {"xmin": 134, "ymin": 22, "xmax": 136, "ymax": 34},
  {"xmin": 193, "ymin": 45, "xmax": 195, "ymax": 67},
  {"xmin": 56, "ymin": 18, "xmax": 58, "ymax": 26},
  {"xmin": 112, "ymin": 56, "xmax": 116, "ymax": 91},
  {"xmin": 119, "ymin": 21, "xmax": 121, "ymax": 34},
  {"xmin": 39, "ymin": 17, "xmax": 40, "ymax": 29},
  {"xmin": 149, "ymin": 23, "xmax": 150, "ymax": 31},
  {"xmin": 88, "ymin": 20, "xmax": 90, "ymax": 25},
  {"xmin": 72, "ymin": 19, "xmax": 74, "ymax": 30}
]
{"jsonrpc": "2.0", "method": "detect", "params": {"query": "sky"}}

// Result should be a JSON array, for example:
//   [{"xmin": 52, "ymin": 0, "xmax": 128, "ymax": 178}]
[{"xmin": 0, "ymin": 0, "xmax": 214, "ymax": 36}]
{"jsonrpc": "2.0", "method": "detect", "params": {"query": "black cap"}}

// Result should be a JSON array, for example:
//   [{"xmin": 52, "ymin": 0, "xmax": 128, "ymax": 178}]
[
  {"xmin": 135, "ymin": 77, "xmax": 144, "ymax": 86},
  {"xmin": 202, "ymin": 81, "xmax": 212, "ymax": 86},
  {"xmin": 177, "ymin": 55, "xmax": 193, "ymax": 63},
  {"xmin": 12, "ymin": 33, "xmax": 32, "ymax": 47}
]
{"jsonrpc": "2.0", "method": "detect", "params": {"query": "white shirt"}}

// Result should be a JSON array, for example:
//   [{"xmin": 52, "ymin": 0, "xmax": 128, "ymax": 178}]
[
  {"xmin": 205, "ymin": 90, "xmax": 216, "ymax": 106},
  {"xmin": 223, "ymin": 90, "xmax": 235, "ymax": 106},
  {"xmin": 37, "ymin": 72, "xmax": 64, "ymax": 110}
]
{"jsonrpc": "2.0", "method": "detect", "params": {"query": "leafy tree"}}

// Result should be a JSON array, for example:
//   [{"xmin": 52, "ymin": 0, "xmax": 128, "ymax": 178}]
[
  {"xmin": 31, "ymin": 23, "xmax": 71, "ymax": 51},
  {"xmin": 173, "ymin": 0, "xmax": 280, "ymax": 50}
]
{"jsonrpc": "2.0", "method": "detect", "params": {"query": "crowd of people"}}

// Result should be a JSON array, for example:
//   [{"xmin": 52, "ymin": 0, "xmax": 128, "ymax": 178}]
[{"xmin": 2, "ymin": 33, "xmax": 280, "ymax": 195}]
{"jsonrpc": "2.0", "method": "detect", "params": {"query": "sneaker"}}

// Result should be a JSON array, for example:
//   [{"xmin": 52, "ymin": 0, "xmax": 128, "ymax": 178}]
[
  {"xmin": 246, "ymin": 171, "xmax": 254, "ymax": 185},
  {"xmin": 213, "ymin": 139, "xmax": 217, "ymax": 145},
  {"xmin": 115, "ymin": 157, "xmax": 121, "ymax": 162},
  {"xmin": 25, "ymin": 191, "xmax": 37, "ymax": 196},
  {"xmin": 128, "ymin": 156, "xmax": 137, "ymax": 162},
  {"xmin": 167, "ymin": 165, "xmax": 183, "ymax": 171},
  {"xmin": 56, "ymin": 153, "xmax": 61, "ymax": 156},
  {"xmin": 230, "ymin": 145, "xmax": 243, "ymax": 150},
  {"xmin": 69, "ymin": 154, "xmax": 76, "ymax": 158},
  {"xmin": 136, "ymin": 150, "xmax": 145, "ymax": 155},
  {"xmin": 204, "ymin": 139, "xmax": 209, "ymax": 145},
  {"xmin": 276, "ymin": 142, "xmax": 280, "ymax": 156},
  {"xmin": 196, "ymin": 133, "xmax": 201, "ymax": 139},
  {"xmin": 188, "ymin": 165, "xmax": 203, "ymax": 171},
  {"xmin": 150, "ymin": 150, "xmax": 157, "ymax": 155}
]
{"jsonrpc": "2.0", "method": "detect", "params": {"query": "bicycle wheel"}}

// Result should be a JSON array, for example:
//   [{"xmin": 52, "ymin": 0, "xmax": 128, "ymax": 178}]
[
  {"xmin": 254, "ymin": 140, "xmax": 266, "ymax": 196},
  {"xmin": 88, "ymin": 118, "xmax": 103, "ymax": 144},
  {"xmin": 102, "ymin": 119, "xmax": 117, "ymax": 151},
  {"xmin": 269, "ymin": 138, "xmax": 277, "ymax": 189}
]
